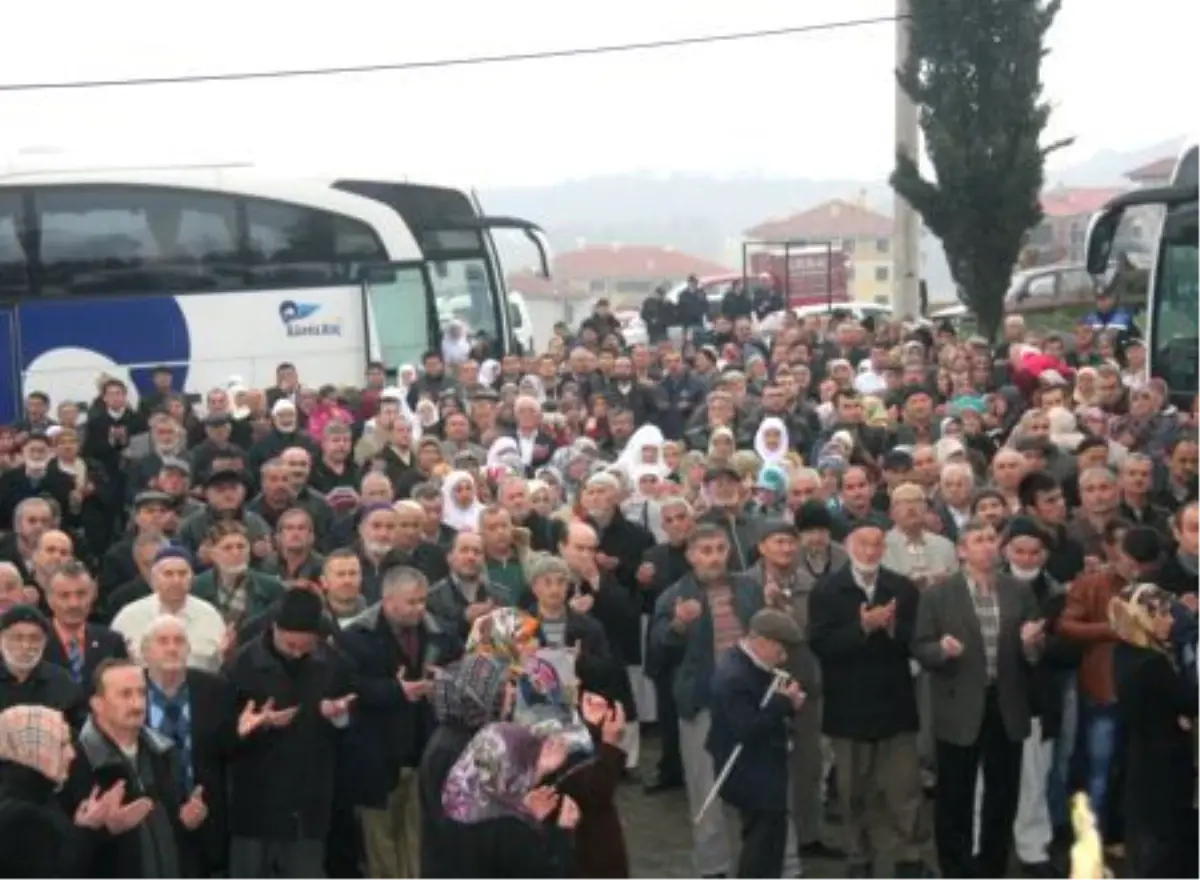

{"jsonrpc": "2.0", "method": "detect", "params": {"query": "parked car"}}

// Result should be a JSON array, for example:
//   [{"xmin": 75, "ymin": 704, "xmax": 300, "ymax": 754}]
[{"xmin": 615, "ymin": 309, "xmax": 649, "ymax": 347}]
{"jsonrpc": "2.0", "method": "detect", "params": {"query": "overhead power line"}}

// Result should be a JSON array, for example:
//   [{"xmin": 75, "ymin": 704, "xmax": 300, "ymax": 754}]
[{"xmin": 0, "ymin": 14, "xmax": 901, "ymax": 93}]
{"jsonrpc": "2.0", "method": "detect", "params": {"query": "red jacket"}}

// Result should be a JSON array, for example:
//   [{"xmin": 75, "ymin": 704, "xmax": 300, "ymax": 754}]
[{"xmin": 1012, "ymin": 351, "xmax": 1075, "ymax": 398}]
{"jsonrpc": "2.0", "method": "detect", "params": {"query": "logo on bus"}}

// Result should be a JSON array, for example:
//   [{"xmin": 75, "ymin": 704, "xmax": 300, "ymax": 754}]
[{"xmin": 279, "ymin": 300, "xmax": 343, "ymax": 338}]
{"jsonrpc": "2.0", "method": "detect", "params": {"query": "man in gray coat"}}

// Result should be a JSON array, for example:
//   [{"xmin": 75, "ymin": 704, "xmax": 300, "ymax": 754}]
[{"xmin": 912, "ymin": 517, "xmax": 1045, "ymax": 880}]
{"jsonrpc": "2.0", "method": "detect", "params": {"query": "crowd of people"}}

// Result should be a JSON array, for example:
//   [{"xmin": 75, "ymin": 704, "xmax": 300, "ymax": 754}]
[{"xmin": 0, "ymin": 287, "xmax": 1195, "ymax": 879}]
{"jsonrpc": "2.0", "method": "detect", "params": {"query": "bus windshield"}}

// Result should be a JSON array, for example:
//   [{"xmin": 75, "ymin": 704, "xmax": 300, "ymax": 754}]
[{"xmin": 1151, "ymin": 204, "xmax": 1199, "ymax": 399}]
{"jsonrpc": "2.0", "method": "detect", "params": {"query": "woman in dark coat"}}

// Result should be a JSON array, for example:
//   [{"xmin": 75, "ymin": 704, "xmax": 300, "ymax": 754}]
[
  {"xmin": 0, "ymin": 704, "xmax": 86, "ymax": 877},
  {"xmin": 1112, "ymin": 583, "xmax": 1199, "ymax": 878},
  {"xmin": 418, "ymin": 654, "xmax": 513, "ymax": 878},
  {"xmin": 552, "ymin": 693, "xmax": 630, "ymax": 878},
  {"xmin": 441, "ymin": 722, "xmax": 579, "ymax": 878}
]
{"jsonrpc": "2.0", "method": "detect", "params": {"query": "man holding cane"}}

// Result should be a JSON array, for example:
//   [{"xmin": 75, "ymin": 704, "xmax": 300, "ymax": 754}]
[{"xmin": 705, "ymin": 609, "xmax": 807, "ymax": 878}]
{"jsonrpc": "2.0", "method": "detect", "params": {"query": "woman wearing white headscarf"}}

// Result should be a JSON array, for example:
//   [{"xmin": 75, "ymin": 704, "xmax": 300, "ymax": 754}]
[
  {"xmin": 442, "ymin": 320, "xmax": 472, "ymax": 366},
  {"xmin": 753, "ymin": 416, "xmax": 790, "ymax": 466},
  {"xmin": 479, "ymin": 359, "xmax": 502, "ymax": 388},
  {"xmin": 485, "ymin": 437, "xmax": 523, "ymax": 473},
  {"xmin": 398, "ymin": 363, "xmax": 419, "ymax": 393},
  {"xmin": 616, "ymin": 425, "xmax": 668, "ymax": 484},
  {"xmin": 620, "ymin": 465, "xmax": 669, "ymax": 542},
  {"xmin": 441, "ymin": 470, "xmax": 485, "ymax": 532}
]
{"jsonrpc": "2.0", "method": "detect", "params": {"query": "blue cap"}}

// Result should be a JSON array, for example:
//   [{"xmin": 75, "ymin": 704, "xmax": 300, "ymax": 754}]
[{"xmin": 153, "ymin": 545, "xmax": 193, "ymax": 568}]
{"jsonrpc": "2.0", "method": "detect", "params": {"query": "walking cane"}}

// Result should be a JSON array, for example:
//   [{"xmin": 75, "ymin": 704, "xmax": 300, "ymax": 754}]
[{"xmin": 692, "ymin": 670, "xmax": 791, "ymax": 826}]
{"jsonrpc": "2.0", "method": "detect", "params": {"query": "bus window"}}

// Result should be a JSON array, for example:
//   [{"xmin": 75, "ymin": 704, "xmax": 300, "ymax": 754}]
[
  {"xmin": 246, "ymin": 198, "xmax": 386, "ymax": 287},
  {"xmin": 366, "ymin": 266, "xmax": 431, "ymax": 370},
  {"xmin": 0, "ymin": 193, "xmax": 24, "ymax": 296},
  {"xmin": 1152, "ymin": 209, "xmax": 1199, "ymax": 398},
  {"xmin": 427, "ymin": 257, "xmax": 499, "ymax": 344},
  {"xmin": 33, "ymin": 185, "xmax": 240, "ymax": 295}
]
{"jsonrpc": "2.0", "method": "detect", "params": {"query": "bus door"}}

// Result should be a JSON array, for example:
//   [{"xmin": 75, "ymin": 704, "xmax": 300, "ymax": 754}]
[
  {"xmin": 359, "ymin": 263, "xmax": 439, "ymax": 373},
  {"xmin": 0, "ymin": 306, "xmax": 18, "ymax": 423}
]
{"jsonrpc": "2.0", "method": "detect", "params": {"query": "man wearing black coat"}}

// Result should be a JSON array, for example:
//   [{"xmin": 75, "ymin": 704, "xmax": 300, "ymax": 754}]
[
  {"xmin": 63, "ymin": 659, "xmax": 200, "ymax": 878},
  {"xmin": 82, "ymin": 381, "xmax": 144, "ymax": 521},
  {"xmin": 1000, "ymin": 517, "xmax": 1080, "ymax": 870},
  {"xmin": 559, "ymin": 522, "xmax": 640, "ymax": 727},
  {"xmin": 0, "ymin": 605, "xmax": 86, "ymax": 728},
  {"xmin": 141, "ymin": 614, "xmax": 235, "ymax": 877},
  {"xmin": 41, "ymin": 561, "xmax": 128, "ymax": 697},
  {"xmin": 640, "ymin": 285, "xmax": 674, "ymax": 343},
  {"xmin": 676, "ymin": 276, "xmax": 709, "ymax": 338},
  {"xmin": 808, "ymin": 521, "xmax": 926, "ymax": 879},
  {"xmin": 339, "ymin": 566, "xmax": 461, "ymax": 879},
  {"xmin": 706, "ymin": 610, "xmax": 807, "ymax": 879},
  {"xmin": 225, "ymin": 589, "xmax": 357, "ymax": 877},
  {"xmin": 0, "ymin": 432, "xmax": 74, "ymax": 532}
]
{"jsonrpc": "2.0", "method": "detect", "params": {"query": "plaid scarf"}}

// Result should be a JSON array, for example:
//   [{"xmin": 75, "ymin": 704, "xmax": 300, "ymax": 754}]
[
  {"xmin": 0, "ymin": 705, "xmax": 70, "ymax": 782},
  {"xmin": 147, "ymin": 678, "xmax": 194, "ymax": 796},
  {"xmin": 216, "ymin": 572, "xmax": 250, "ymax": 624}
]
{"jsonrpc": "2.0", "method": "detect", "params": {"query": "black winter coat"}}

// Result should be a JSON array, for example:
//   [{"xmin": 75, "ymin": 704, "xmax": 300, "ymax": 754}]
[
  {"xmin": 62, "ymin": 719, "xmax": 196, "ymax": 878},
  {"xmin": 808, "ymin": 565, "xmax": 921, "ymax": 740},
  {"xmin": 0, "ymin": 763, "xmax": 84, "ymax": 877},
  {"xmin": 225, "ymin": 634, "xmax": 354, "ymax": 839},
  {"xmin": 452, "ymin": 814, "xmax": 576, "ymax": 878},
  {"xmin": 0, "ymin": 661, "xmax": 87, "ymax": 729},
  {"xmin": 339, "ymin": 607, "xmax": 462, "ymax": 808},
  {"xmin": 417, "ymin": 721, "xmax": 476, "ymax": 878}
]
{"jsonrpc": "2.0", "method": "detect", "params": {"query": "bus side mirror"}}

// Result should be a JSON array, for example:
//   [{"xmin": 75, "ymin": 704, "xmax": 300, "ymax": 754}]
[{"xmin": 1085, "ymin": 207, "xmax": 1123, "ymax": 276}]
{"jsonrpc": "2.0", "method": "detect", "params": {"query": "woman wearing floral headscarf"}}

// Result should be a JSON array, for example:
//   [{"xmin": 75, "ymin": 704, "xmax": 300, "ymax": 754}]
[
  {"xmin": 1112, "ymin": 583, "xmax": 1199, "ymax": 878},
  {"xmin": 418, "ymin": 655, "xmax": 515, "ymax": 878},
  {"xmin": 0, "ymin": 705, "xmax": 82, "ymax": 877},
  {"xmin": 441, "ymin": 722, "xmax": 580, "ymax": 877}
]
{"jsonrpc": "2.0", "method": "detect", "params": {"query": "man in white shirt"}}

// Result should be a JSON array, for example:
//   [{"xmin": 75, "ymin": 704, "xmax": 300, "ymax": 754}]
[{"xmin": 112, "ymin": 546, "xmax": 226, "ymax": 673}]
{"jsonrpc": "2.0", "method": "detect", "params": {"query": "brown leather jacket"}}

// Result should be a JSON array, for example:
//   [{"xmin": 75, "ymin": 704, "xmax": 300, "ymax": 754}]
[{"xmin": 1058, "ymin": 569, "xmax": 1124, "ymax": 704}]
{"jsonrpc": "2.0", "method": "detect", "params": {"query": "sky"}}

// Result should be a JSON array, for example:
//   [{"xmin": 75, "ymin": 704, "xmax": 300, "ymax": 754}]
[{"xmin": 0, "ymin": 0, "xmax": 1192, "ymax": 188}]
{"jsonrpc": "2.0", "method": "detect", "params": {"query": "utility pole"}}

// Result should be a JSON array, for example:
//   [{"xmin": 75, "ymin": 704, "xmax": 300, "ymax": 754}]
[{"xmin": 893, "ymin": 0, "xmax": 922, "ymax": 319}]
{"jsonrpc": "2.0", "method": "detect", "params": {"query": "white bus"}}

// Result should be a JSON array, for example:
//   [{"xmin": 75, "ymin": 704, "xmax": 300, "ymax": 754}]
[
  {"xmin": 0, "ymin": 167, "xmax": 549, "ymax": 421},
  {"xmin": 1087, "ymin": 144, "xmax": 1198, "ymax": 407}
]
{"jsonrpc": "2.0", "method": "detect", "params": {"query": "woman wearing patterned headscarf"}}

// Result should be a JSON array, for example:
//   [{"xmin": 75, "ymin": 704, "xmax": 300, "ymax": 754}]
[
  {"xmin": 1111, "ymin": 583, "xmax": 1199, "ymax": 878},
  {"xmin": 418, "ymin": 655, "xmax": 514, "ymax": 878},
  {"xmin": 0, "ymin": 704, "xmax": 82, "ymax": 877},
  {"xmin": 441, "ymin": 722, "xmax": 580, "ymax": 877}
]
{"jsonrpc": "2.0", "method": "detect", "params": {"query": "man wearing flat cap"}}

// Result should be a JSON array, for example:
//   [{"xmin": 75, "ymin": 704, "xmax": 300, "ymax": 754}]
[
  {"xmin": 178, "ymin": 467, "xmax": 271, "ymax": 565},
  {"xmin": 698, "ymin": 466, "xmax": 757, "ymax": 572},
  {"xmin": 762, "ymin": 505, "xmax": 849, "ymax": 862},
  {"xmin": 706, "ymin": 608, "xmax": 807, "ymax": 878}
]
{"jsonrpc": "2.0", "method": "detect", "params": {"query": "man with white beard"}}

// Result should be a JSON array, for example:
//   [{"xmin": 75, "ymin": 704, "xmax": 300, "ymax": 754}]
[
  {"xmin": 0, "ymin": 604, "xmax": 86, "ymax": 726},
  {"xmin": 808, "ymin": 521, "xmax": 927, "ymax": 879}
]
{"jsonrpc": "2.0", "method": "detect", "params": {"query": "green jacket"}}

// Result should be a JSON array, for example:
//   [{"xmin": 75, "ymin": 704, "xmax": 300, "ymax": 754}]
[{"xmin": 191, "ymin": 569, "xmax": 285, "ymax": 620}]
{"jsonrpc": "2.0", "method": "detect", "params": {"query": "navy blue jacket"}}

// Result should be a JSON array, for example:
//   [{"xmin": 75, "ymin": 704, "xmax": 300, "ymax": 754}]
[
  {"xmin": 705, "ymin": 646, "xmax": 793, "ymax": 812},
  {"xmin": 339, "ymin": 606, "xmax": 462, "ymax": 808}
]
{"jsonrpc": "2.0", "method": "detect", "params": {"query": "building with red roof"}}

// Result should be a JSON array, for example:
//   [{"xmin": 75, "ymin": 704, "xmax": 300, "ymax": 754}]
[
  {"xmin": 552, "ymin": 244, "xmax": 730, "ymax": 305},
  {"xmin": 744, "ymin": 197, "xmax": 894, "ymax": 304}
]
